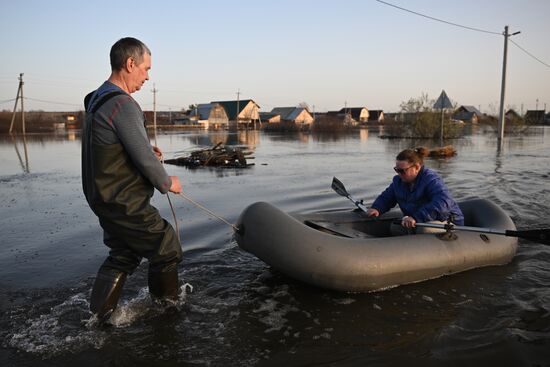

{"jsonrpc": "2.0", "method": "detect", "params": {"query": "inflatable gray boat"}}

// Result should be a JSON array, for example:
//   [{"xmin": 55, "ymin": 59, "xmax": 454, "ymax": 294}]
[{"xmin": 235, "ymin": 199, "xmax": 518, "ymax": 292}]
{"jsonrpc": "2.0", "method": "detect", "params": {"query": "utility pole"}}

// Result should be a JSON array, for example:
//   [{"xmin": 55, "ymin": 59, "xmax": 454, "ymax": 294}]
[
  {"xmin": 536, "ymin": 98, "xmax": 539, "ymax": 111},
  {"xmin": 151, "ymin": 83, "xmax": 158, "ymax": 147},
  {"xmin": 433, "ymin": 90, "xmax": 452, "ymax": 147},
  {"xmin": 521, "ymin": 103, "xmax": 524, "ymax": 116},
  {"xmin": 9, "ymin": 73, "xmax": 25, "ymax": 134},
  {"xmin": 236, "ymin": 89, "xmax": 241, "ymax": 129},
  {"xmin": 440, "ymin": 107, "xmax": 444, "ymax": 147},
  {"xmin": 344, "ymin": 100, "xmax": 348, "ymax": 124},
  {"xmin": 497, "ymin": 26, "xmax": 520, "ymax": 150}
]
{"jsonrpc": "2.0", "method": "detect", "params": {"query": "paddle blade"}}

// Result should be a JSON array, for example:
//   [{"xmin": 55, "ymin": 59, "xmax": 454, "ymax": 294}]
[
  {"xmin": 507, "ymin": 229, "xmax": 550, "ymax": 245},
  {"xmin": 331, "ymin": 177, "xmax": 349, "ymax": 197}
]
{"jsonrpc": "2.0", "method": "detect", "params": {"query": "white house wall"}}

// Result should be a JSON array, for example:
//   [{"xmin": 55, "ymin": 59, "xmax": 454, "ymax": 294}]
[
  {"xmin": 238, "ymin": 102, "xmax": 260, "ymax": 121},
  {"xmin": 296, "ymin": 110, "xmax": 314, "ymax": 124},
  {"xmin": 360, "ymin": 109, "xmax": 369, "ymax": 122},
  {"xmin": 208, "ymin": 104, "xmax": 229, "ymax": 126}
]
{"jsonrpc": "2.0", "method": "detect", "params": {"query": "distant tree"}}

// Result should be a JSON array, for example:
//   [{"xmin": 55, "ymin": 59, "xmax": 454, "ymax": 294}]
[
  {"xmin": 298, "ymin": 102, "xmax": 310, "ymax": 111},
  {"xmin": 506, "ymin": 104, "xmax": 518, "ymax": 113},
  {"xmin": 399, "ymin": 92, "xmax": 433, "ymax": 113},
  {"xmin": 487, "ymin": 102, "xmax": 499, "ymax": 117},
  {"xmin": 383, "ymin": 92, "xmax": 464, "ymax": 139}
]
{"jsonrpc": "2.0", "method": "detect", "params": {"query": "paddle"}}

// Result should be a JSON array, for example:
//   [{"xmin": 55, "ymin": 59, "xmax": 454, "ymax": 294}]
[
  {"xmin": 333, "ymin": 177, "xmax": 550, "ymax": 245},
  {"xmin": 331, "ymin": 177, "xmax": 369, "ymax": 213},
  {"xmin": 391, "ymin": 220, "xmax": 550, "ymax": 245}
]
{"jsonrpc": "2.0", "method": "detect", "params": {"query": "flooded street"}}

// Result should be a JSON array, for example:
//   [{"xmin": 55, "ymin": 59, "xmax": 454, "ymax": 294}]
[{"xmin": 1, "ymin": 127, "xmax": 549, "ymax": 366}]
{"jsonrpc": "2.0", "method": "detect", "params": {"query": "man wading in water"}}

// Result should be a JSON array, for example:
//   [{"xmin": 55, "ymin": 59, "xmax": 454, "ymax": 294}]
[{"xmin": 82, "ymin": 37, "xmax": 183, "ymax": 323}]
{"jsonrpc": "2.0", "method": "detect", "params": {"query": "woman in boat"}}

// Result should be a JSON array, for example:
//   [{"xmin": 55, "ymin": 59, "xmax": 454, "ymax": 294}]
[{"xmin": 366, "ymin": 148, "xmax": 464, "ymax": 233}]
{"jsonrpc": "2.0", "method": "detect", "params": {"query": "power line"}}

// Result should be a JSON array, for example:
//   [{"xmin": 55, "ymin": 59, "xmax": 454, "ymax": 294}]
[
  {"xmin": 24, "ymin": 97, "xmax": 82, "ymax": 107},
  {"xmin": 375, "ymin": 0, "xmax": 501, "ymax": 35},
  {"xmin": 0, "ymin": 98, "xmax": 16, "ymax": 105},
  {"xmin": 25, "ymin": 72, "xmax": 98, "ymax": 83},
  {"xmin": 161, "ymin": 88, "xmax": 236, "ymax": 95},
  {"xmin": 141, "ymin": 102, "xmax": 184, "ymax": 109},
  {"xmin": 509, "ymin": 39, "xmax": 550, "ymax": 69},
  {"xmin": 157, "ymin": 103, "xmax": 184, "ymax": 109},
  {"xmin": 24, "ymin": 79, "xmax": 91, "ymax": 87}
]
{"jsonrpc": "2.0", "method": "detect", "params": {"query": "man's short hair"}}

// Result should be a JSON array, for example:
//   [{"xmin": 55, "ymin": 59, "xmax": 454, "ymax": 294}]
[{"xmin": 110, "ymin": 37, "xmax": 151, "ymax": 71}]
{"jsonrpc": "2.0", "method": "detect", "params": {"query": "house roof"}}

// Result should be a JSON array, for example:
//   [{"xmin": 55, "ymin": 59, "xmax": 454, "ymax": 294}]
[
  {"xmin": 458, "ymin": 105, "xmax": 482, "ymax": 116},
  {"xmin": 338, "ymin": 107, "xmax": 367, "ymax": 119},
  {"xmin": 259, "ymin": 112, "xmax": 279, "ymax": 120},
  {"xmin": 211, "ymin": 99, "xmax": 258, "ymax": 120},
  {"xmin": 269, "ymin": 107, "xmax": 311, "ymax": 121},
  {"xmin": 525, "ymin": 110, "xmax": 546, "ymax": 120},
  {"xmin": 505, "ymin": 109, "xmax": 520, "ymax": 117},
  {"xmin": 192, "ymin": 103, "xmax": 214, "ymax": 120},
  {"xmin": 452, "ymin": 111, "xmax": 476, "ymax": 121},
  {"xmin": 270, "ymin": 107, "xmax": 296, "ymax": 119},
  {"xmin": 287, "ymin": 108, "xmax": 310, "ymax": 121},
  {"xmin": 453, "ymin": 105, "xmax": 482, "ymax": 121},
  {"xmin": 368, "ymin": 110, "xmax": 384, "ymax": 120}
]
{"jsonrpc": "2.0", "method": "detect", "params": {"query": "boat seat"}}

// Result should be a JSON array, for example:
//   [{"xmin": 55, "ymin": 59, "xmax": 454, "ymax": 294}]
[{"xmin": 304, "ymin": 220, "xmax": 374, "ymax": 239}]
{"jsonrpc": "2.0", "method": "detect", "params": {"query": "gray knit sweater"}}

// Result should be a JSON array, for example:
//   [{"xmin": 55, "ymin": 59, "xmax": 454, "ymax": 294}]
[{"xmin": 87, "ymin": 81, "xmax": 171, "ymax": 194}]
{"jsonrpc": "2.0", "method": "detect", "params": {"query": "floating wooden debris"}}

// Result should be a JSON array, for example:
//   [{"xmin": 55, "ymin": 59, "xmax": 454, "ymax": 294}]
[
  {"xmin": 416, "ymin": 145, "xmax": 457, "ymax": 158},
  {"xmin": 429, "ymin": 145, "xmax": 456, "ymax": 158},
  {"xmin": 165, "ymin": 142, "xmax": 254, "ymax": 168}
]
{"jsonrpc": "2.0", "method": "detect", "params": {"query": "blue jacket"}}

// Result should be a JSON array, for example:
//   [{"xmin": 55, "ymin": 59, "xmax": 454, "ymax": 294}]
[{"xmin": 371, "ymin": 166, "xmax": 464, "ymax": 225}]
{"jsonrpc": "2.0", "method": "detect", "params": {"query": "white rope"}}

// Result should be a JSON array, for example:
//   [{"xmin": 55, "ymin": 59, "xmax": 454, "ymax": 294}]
[
  {"xmin": 177, "ymin": 192, "xmax": 239, "ymax": 232},
  {"xmin": 160, "ymin": 149, "xmax": 238, "ymax": 236},
  {"xmin": 166, "ymin": 193, "xmax": 180, "ymax": 243},
  {"xmin": 160, "ymin": 154, "xmax": 181, "ymax": 244}
]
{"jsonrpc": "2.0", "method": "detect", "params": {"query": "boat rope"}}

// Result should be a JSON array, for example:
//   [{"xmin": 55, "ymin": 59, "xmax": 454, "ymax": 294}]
[
  {"xmin": 161, "ymin": 148, "xmax": 238, "ymax": 240},
  {"xmin": 160, "ymin": 154, "xmax": 181, "ymax": 244},
  {"xmin": 166, "ymin": 192, "xmax": 180, "ymax": 243},
  {"xmin": 177, "ymin": 192, "xmax": 239, "ymax": 232}
]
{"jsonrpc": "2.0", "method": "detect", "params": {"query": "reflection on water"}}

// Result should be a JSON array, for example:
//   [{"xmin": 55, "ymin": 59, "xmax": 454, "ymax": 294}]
[
  {"xmin": 179, "ymin": 130, "xmax": 262, "ymax": 149},
  {"xmin": 10, "ymin": 134, "xmax": 30, "ymax": 174},
  {"xmin": 0, "ymin": 127, "xmax": 549, "ymax": 366},
  {"xmin": 238, "ymin": 130, "xmax": 260, "ymax": 147},
  {"xmin": 359, "ymin": 128, "xmax": 369, "ymax": 142}
]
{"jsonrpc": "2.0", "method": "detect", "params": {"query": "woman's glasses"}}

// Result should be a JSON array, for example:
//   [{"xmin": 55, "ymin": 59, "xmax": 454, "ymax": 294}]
[{"xmin": 393, "ymin": 165, "xmax": 413, "ymax": 174}]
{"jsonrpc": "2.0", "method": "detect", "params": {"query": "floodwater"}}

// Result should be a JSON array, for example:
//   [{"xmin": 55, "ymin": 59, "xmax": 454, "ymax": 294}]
[{"xmin": 1, "ymin": 126, "xmax": 549, "ymax": 366}]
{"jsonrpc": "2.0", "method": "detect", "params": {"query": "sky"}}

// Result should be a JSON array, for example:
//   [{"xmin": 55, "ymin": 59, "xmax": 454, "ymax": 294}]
[{"xmin": 1, "ymin": 0, "xmax": 549, "ymax": 114}]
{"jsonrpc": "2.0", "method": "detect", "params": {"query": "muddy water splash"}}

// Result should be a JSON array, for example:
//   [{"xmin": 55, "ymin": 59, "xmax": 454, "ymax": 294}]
[{"xmin": 4, "ymin": 283, "xmax": 193, "ymax": 359}]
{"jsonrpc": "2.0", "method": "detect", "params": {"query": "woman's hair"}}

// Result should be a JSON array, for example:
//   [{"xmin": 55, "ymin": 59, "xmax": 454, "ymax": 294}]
[
  {"xmin": 396, "ymin": 147, "xmax": 429, "ymax": 165},
  {"xmin": 110, "ymin": 37, "xmax": 151, "ymax": 71}
]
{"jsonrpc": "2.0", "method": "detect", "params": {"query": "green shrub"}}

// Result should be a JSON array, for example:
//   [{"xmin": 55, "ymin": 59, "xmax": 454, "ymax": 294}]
[{"xmin": 413, "ymin": 112, "xmax": 464, "ymax": 139}]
